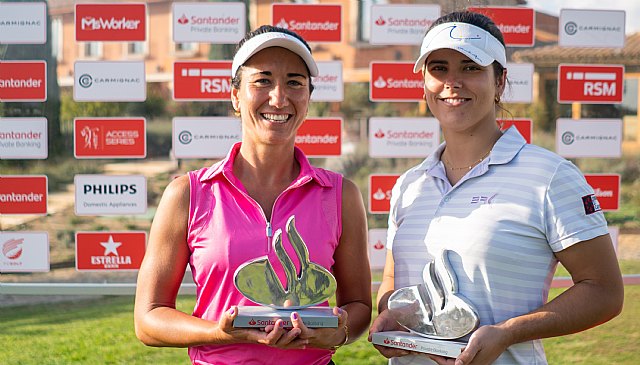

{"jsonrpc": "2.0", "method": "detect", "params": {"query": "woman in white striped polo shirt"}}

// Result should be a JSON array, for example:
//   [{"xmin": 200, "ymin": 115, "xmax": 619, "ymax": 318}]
[{"xmin": 369, "ymin": 10, "xmax": 623, "ymax": 365}]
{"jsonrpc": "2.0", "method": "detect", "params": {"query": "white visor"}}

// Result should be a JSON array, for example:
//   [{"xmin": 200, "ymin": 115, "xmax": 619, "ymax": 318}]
[
  {"xmin": 413, "ymin": 22, "xmax": 507, "ymax": 73},
  {"xmin": 232, "ymin": 32, "xmax": 318, "ymax": 77}
]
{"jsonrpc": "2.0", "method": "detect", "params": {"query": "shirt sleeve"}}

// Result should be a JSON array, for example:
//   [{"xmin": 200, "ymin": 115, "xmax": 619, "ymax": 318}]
[{"xmin": 544, "ymin": 161, "xmax": 609, "ymax": 252}]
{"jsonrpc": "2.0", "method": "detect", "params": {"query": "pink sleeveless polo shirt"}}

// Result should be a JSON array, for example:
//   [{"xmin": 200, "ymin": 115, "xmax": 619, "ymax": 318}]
[{"xmin": 186, "ymin": 142, "xmax": 342, "ymax": 365}]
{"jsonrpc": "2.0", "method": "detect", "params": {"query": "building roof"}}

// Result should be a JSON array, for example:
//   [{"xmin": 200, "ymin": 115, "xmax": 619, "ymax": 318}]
[{"xmin": 512, "ymin": 32, "xmax": 640, "ymax": 68}]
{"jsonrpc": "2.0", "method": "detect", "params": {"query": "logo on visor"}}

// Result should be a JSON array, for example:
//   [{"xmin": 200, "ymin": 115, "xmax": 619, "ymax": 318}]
[{"xmin": 447, "ymin": 25, "xmax": 481, "ymax": 40}]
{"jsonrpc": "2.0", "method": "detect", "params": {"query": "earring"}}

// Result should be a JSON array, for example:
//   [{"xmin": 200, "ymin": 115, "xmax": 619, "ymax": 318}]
[{"xmin": 494, "ymin": 95, "xmax": 500, "ymax": 103}]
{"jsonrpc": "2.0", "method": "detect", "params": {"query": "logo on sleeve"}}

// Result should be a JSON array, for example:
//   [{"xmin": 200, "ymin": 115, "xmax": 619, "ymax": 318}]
[{"xmin": 582, "ymin": 194, "xmax": 602, "ymax": 215}]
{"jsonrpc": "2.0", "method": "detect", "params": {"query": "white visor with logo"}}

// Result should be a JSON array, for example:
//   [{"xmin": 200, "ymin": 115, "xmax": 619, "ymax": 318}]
[
  {"xmin": 232, "ymin": 32, "xmax": 318, "ymax": 77},
  {"xmin": 413, "ymin": 22, "xmax": 507, "ymax": 73}
]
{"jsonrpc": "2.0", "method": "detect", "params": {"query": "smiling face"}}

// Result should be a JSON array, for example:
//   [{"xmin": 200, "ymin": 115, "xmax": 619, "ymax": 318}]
[
  {"xmin": 231, "ymin": 46, "xmax": 311, "ymax": 147},
  {"xmin": 423, "ymin": 48, "xmax": 506, "ymax": 134}
]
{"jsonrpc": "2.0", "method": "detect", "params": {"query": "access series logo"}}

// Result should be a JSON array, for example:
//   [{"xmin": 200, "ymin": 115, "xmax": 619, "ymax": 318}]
[
  {"xmin": 74, "ymin": 118, "xmax": 146, "ymax": 159},
  {"xmin": 75, "ymin": 3, "xmax": 146, "ymax": 41}
]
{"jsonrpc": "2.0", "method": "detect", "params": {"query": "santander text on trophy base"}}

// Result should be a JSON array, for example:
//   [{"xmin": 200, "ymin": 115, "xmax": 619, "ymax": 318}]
[
  {"xmin": 373, "ymin": 250, "xmax": 479, "ymax": 357},
  {"xmin": 233, "ymin": 215, "xmax": 338, "ymax": 328}
]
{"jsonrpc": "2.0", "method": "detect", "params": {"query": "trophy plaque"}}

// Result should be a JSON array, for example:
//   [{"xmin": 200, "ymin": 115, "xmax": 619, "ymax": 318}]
[
  {"xmin": 233, "ymin": 215, "xmax": 338, "ymax": 328},
  {"xmin": 371, "ymin": 250, "xmax": 479, "ymax": 357}
]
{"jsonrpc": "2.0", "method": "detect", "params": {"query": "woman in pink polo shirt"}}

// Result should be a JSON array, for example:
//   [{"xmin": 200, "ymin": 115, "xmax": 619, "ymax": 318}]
[{"xmin": 134, "ymin": 25, "xmax": 372, "ymax": 365}]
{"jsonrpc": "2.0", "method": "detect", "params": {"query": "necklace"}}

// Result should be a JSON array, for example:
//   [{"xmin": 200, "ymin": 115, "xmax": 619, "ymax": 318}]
[{"xmin": 442, "ymin": 149, "xmax": 492, "ymax": 171}]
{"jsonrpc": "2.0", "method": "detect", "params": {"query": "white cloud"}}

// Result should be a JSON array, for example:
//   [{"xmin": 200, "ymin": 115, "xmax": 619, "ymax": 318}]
[{"xmin": 527, "ymin": 0, "xmax": 639, "ymax": 34}]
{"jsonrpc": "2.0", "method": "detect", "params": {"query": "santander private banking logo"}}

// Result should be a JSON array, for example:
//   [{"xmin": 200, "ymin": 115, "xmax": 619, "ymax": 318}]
[
  {"xmin": 75, "ymin": 3, "xmax": 146, "ymax": 41},
  {"xmin": 369, "ymin": 4, "xmax": 440, "ymax": 45}
]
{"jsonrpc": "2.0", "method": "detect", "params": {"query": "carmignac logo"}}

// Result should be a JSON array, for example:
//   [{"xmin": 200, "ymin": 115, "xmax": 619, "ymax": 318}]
[
  {"xmin": 565, "ymin": 21, "xmax": 578, "ymax": 35},
  {"xmin": 562, "ymin": 131, "xmax": 575, "ymax": 145},
  {"xmin": 79, "ymin": 74, "xmax": 93, "ymax": 88},
  {"xmin": 178, "ymin": 130, "xmax": 192, "ymax": 144}
]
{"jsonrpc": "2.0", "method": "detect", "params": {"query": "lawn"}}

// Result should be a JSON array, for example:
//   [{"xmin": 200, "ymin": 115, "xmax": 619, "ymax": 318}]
[{"xmin": 1, "ymin": 262, "xmax": 639, "ymax": 364}]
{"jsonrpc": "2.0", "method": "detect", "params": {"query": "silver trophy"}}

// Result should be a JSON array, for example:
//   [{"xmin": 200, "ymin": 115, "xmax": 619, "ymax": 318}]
[
  {"xmin": 232, "ymin": 215, "xmax": 338, "ymax": 328},
  {"xmin": 371, "ymin": 250, "xmax": 479, "ymax": 357}
]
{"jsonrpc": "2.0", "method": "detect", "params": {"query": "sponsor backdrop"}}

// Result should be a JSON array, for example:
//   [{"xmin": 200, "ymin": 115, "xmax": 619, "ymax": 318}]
[{"xmin": 0, "ymin": 2, "xmax": 626, "ymax": 274}]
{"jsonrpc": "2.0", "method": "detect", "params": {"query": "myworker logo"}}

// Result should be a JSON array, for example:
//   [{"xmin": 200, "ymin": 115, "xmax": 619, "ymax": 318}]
[
  {"xmin": 468, "ymin": 7, "xmax": 535, "ymax": 47},
  {"xmin": 76, "ymin": 232, "xmax": 146, "ymax": 271},
  {"xmin": 0, "ymin": 117, "xmax": 48, "ymax": 159},
  {"xmin": 75, "ymin": 3, "xmax": 146, "ymax": 41},
  {"xmin": 75, "ymin": 175, "xmax": 147, "ymax": 215},
  {"xmin": 369, "ymin": 117, "xmax": 440, "ymax": 158},
  {"xmin": 74, "ymin": 118, "xmax": 146, "ymax": 159},
  {"xmin": 0, "ymin": 175, "xmax": 47, "ymax": 215},
  {"xmin": 369, "ymin": 174, "xmax": 400, "ymax": 214},
  {"xmin": 0, "ymin": 2, "xmax": 47, "ymax": 44},
  {"xmin": 370, "ymin": 62, "xmax": 424, "ymax": 102},
  {"xmin": 173, "ymin": 61, "xmax": 232, "ymax": 101},
  {"xmin": 558, "ymin": 64, "xmax": 624, "ymax": 104},
  {"xmin": 272, "ymin": 4, "xmax": 341, "ymax": 42},
  {"xmin": 172, "ymin": 2, "xmax": 245, "ymax": 43},
  {"xmin": 498, "ymin": 119, "xmax": 532, "ymax": 144},
  {"xmin": 584, "ymin": 174, "xmax": 620, "ymax": 211},
  {"xmin": 0, "ymin": 231, "xmax": 49, "ymax": 273},
  {"xmin": 0, "ymin": 61, "xmax": 47, "ymax": 102},
  {"xmin": 370, "ymin": 4, "xmax": 441, "ymax": 45},
  {"xmin": 295, "ymin": 118, "xmax": 342, "ymax": 157}
]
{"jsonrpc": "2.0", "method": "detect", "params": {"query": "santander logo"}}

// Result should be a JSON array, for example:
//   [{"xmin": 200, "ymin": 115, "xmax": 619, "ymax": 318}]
[
  {"xmin": 178, "ymin": 14, "xmax": 189, "ymax": 25},
  {"xmin": 2, "ymin": 238, "xmax": 24, "ymax": 260},
  {"xmin": 374, "ymin": 77, "xmax": 387, "ymax": 88},
  {"xmin": 276, "ymin": 18, "xmax": 289, "ymax": 29},
  {"xmin": 385, "ymin": 337, "xmax": 418, "ymax": 349},
  {"xmin": 375, "ymin": 17, "xmax": 386, "ymax": 26},
  {"xmin": 374, "ymin": 129, "xmax": 385, "ymax": 138},
  {"xmin": 374, "ymin": 240, "xmax": 385, "ymax": 250},
  {"xmin": 249, "ymin": 318, "xmax": 257, "ymax": 325}
]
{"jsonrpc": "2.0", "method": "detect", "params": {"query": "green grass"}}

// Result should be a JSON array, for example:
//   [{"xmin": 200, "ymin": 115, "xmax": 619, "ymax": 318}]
[{"xmin": 1, "ymin": 285, "xmax": 639, "ymax": 364}]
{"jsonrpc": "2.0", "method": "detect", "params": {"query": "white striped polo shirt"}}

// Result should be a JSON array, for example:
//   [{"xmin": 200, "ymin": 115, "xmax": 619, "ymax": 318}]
[{"xmin": 386, "ymin": 127, "xmax": 608, "ymax": 365}]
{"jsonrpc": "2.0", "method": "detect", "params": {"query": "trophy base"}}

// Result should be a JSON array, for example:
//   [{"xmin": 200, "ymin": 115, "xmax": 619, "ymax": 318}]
[
  {"xmin": 233, "ymin": 306, "xmax": 338, "ymax": 328},
  {"xmin": 371, "ymin": 331, "xmax": 466, "ymax": 358}
]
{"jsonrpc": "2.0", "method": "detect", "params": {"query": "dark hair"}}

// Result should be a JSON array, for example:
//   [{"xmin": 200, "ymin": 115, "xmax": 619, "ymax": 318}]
[
  {"xmin": 426, "ymin": 11, "xmax": 506, "ymax": 82},
  {"xmin": 231, "ymin": 25, "xmax": 315, "ymax": 93}
]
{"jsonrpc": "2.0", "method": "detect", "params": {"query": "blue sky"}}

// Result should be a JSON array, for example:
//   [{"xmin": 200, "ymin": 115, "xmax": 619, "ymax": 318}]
[{"xmin": 527, "ymin": 0, "xmax": 639, "ymax": 34}]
